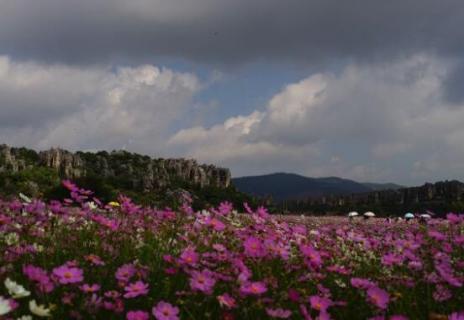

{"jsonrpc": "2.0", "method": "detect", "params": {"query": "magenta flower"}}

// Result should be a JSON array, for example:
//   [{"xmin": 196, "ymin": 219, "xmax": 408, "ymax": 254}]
[
  {"xmin": 350, "ymin": 277, "xmax": 376, "ymax": 290},
  {"xmin": 367, "ymin": 286, "xmax": 390, "ymax": 310},
  {"xmin": 127, "ymin": 310, "xmax": 150, "ymax": 320},
  {"xmin": 84, "ymin": 254, "xmax": 105, "ymax": 266},
  {"xmin": 179, "ymin": 247, "xmax": 199, "ymax": 266},
  {"xmin": 189, "ymin": 270, "xmax": 216, "ymax": 294},
  {"xmin": 266, "ymin": 308, "xmax": 292, "ymax": 318},
  {"xmin": 288, "ymin": 288, "xmax": 301, "ymax": 302},
  {"xmin": 449, "ymin": 311, "xmax": 464, "ymax": 320},
  {"xmin": 218, "ymin": 201, "xmax": 233, "ymax": 215},
  {"xmin": 208, "ymin": 217, "xmax": 226, "ymax": 231},
  {"xmin": 80, "ymin": 283, "xmax": 101, "ymax": 293},
  {"xmin": 217, "ymin": 293, "xmax": 236, "ymax": 309},
  {"xmin": 152, "ymin": 301, "xmax": 180, "ymax": 320},
  {"xmin": 240, "ymin": 281, "xmax": 267, "ymax": 295},
  {"xmin": 116, "ymin": 264, "xmax": 136, "ymax": 282},
  {"xmin": 243, "ymin": 236, "xmax": 266, "ymax": 258},
  {"xmin": 300, "ymin": 244, "xmax": 322, "ymax": 267},
  {"xmin": 309, "ymin": 295, "xmax": 332, "ymax": 312},
  {"xmin": 23, "ymin": 264, "xmax": 54, "ymax": 293},
  {"xmin": 124, "ymin": 281, "xmax": 149, "ymax": 298},
  {"xmin": 53, "ymin": 265, "xmax": 84, "ymax": 284}
]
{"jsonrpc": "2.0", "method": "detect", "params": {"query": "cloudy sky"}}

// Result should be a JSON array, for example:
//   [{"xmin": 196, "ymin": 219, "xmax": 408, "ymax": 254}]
[{"xmin": 1, "ymin": 0, "xmax": 464, "ymax": 185}]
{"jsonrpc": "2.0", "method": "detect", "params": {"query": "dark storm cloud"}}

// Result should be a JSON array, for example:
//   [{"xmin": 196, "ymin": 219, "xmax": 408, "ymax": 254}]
[
  {"xmin": 443, "ymin": 61, "xmax": 464, "ymax": 105},
  {"xmin": 0, "ymin": 0, "xmax": 463, "ymax": 66}
]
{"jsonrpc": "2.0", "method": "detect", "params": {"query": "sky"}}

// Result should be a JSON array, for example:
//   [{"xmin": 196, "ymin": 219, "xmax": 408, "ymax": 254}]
[{"xmin": 1, "ymin": 0, "xmax": 464, "ymax": 185}]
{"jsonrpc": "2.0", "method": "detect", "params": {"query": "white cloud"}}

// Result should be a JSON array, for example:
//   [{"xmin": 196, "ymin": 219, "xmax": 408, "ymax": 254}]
[
  {"xmin": 0, "ymin": 56, "xmax": 201, "ymax": 155},
  {"xmin": 168, "ymin": 55, "xmax": 464, "ymax": 184},
  {"xmin": 3, "ymin": 53, "xmax": 464, "ymax": 185}
]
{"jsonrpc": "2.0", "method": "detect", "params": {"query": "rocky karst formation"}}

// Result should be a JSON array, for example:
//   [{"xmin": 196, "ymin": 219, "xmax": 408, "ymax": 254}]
[{"xmin": 0, "ymin": 144, "xmax": 231, "ymax": 190}]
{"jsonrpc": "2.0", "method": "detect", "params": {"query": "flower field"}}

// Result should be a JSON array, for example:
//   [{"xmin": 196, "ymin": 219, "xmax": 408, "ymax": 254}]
[{"xmin": 1, "ymin": 181, "xmax": 464, "ymax": 319}]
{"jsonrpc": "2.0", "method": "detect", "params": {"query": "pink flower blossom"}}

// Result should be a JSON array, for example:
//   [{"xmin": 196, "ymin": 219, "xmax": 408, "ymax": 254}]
[
  {"xmin": 367, "ymin": 286, "xmax": 390, "ymax": 310},
  {"xmin": 189, "ymin": 270, "xmax": 216, "ymax": 294},
  {"xmin": 80, "ymin": 283, "xmax": 101, "ymax": 293},
  {"xmin": 116, "ymin": 264, "xmax": 136, "ymax": 282},
  {"xmin": 309, "ymin": 295, "xmax": 332, "ymax": 312},
  {"xmin": 350, "ymin": 277, "xmax": 376, "ymax": 290},
  {"xmin": 300, "ymin": 244, "xmax": 322, "ymax": 267},
  {"xmin": 208, "ymin": 217, "xmax": 226, "ymax": 231},
  {"xmin": 152, "ymin": 301, "xmax": 180, "ymax": 320},
  {"xmin": 84, "ymin": 254, "xmax": 105, "ymax": 266},
  {"xmin": 124, "ymin": 281, "xmax": 149, "ymax": 298},
  {"xmin": 243, "ymin": 236, "xmax": 266, "ymax": 258},
  {"xmin": 127, "ymin": 310, "xmax": 150, "ymax": 320},
  {"xmin": 179, "ymin": 247, "xmax": 199, "ymax": 265},
  {"xmin": 23, "ymin": 264, "xmax": 54, "ymax": 293},
  {"xmin": 240, "ymin": 281, "xmax": 267, "ymax": 295},
  {"xmin": 53, "ymin": 265, "xmax": 84, "ymax": 284},
  {"xmin": 266, "ymin": 308, "xmax": 292, "ymax": 318},
  {"xmin": 217, "ymin": 293, "xmax": 236, "ymax": 309},
  {"xmin": 449, "ymin": 311, "xmax": 464, "ymax": 320}
]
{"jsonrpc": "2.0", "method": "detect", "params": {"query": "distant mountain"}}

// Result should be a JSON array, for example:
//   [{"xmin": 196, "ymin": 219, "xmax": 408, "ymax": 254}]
[
  {"xmin": 232, "ymin": 173, "xmax": 377, "ymax": 201},
  {"xmin": 362, "ymin": 182, "xmax": 405, "ymax": 191}
]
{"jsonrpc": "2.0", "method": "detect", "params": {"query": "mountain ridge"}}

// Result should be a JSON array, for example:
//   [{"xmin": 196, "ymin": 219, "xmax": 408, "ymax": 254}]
[{"xmin": 232, "ymin": 172, "xmax": 404, "ymax": 200}]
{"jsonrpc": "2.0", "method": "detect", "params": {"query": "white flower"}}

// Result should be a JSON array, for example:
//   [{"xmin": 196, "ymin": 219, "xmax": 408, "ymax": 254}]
[
  {"xmin": 19, "ymin": 193, "xmax": 32, "ymax": 204},
  {"xmin": 5, "ymin": 233, "xmax": 19, "ymax": 246},
  {"xmin": 5, "ymin": 278, "xmax": 30, "ymax": 299},
  {"xmin": 0, "ymin": 296, "xmax": 12, "ymax": 316},
  {"xmin": 29, "ymin": 300, "xmax": 52, "ymax": 317},
  {"xmin": 32, "ymin": 243, "xmax": 44, "ymax": 253},
  {"xmin": 87, "ymin": 201, "xmax": 97, "ymax": 210},
  {"xmin": 17, "ymin": 316, "xmax": 33, "ymax": 320}
]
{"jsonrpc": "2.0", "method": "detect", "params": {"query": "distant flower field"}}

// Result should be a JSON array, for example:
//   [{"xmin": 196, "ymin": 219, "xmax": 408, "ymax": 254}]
[{"xmin": 0, "ymin": 181, "xmax": 463, "ymax": 319}]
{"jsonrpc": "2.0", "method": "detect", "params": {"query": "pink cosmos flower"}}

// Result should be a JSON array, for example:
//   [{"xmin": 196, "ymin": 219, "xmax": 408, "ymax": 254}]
[
  {"xmin": 127, "ymin": 310, "xmax": 150, "ymax": 320},
  {"xmin": 124, "ymin": 281, "xmax": 149, "ymax": 298},
  {"xmin": 105, "ymin": 290, "xmax": 121, "ymax": 299},
  {"xmin": 350, "ymin": 277, "xmax": 376, "ymax": 290},
  {"xmin": 23, "ymin": 264, "xmax": 54, "ymax": 293},
  {"xmin": 381, "ymin": 253, "xmax": 404, "ymax": 266},
  {"xmin": 240, "ymin": 281, "xmax": 267, "ymax": 295},
  {"xmin": 116, "ymin": 264, "xmax": 136, "ymax": 282},
  {"xmin": 367, "ymin": 286, "xmax": 390, "ymax": 310},
  {"xmin": 446, "ymin": 213, "xmax": 462, "ymax": 224},
  {"xmin": 62, "ymin": 179, "xmax": 78, "ymax": 191},
  {"xmin": 433, "ymin": 284, "xmax": 452, "ymax": 302},
  {"xmin": 449, "ymin": 311, "xmax": 464, "ymax": 320},
  {"xmin": 208, "ymin": 217, "xmax": 226, "ymax": 231},
  {"xmin": 300, "ymin": 244, "xmax": 322, "ymax": 267},
  {"xmin": 80, "ymin": 283, "xmax": 101, "ymax": 293},
  {"xmin": 288, "ymin": 288, "xmax": 301, "ymax": 302},
  {"xmin": 217, "ymin": 293, "xmax": 236, "ymax": 309},
  {"xmin": 84, "ymin": 254, "xmax": 105, "ymax": 266},
  {"xmin": 152, "ymin": 301, "xmax": 180, "ymax": 320},
  {"xmin": 309, "ymin": 295, "xmax": 332, "ymax": 312},
  {"xmin": 266, "ymin": 308, "xmax": 292, "ymax": 318},
  {"xmin": 218, "ymin": 201, "xmax": 233, "ymax": 215},
  {"xmin": 189, "ymin": 270, "xmax": 216, "ymax": 294},
  {"xmin": 243, "ymin": 236, "xmax": 266, "ymax": 258},
  {"xmin": 179, "ymin": 247, "xmax": 199, "ymax": 265},
  {"xmin": 53, "ymin": 265, "xmax": 84, "ymax": 284}
]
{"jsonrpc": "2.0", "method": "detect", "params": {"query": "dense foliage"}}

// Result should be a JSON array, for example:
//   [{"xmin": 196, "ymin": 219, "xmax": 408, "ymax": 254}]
[
  {"xmin": 0, "ymin": 166, "xmax": 253, "ymax": 211},
  {"xmin": 0, "ymin": 181, "xmax": 463, "ymax": 319}
]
